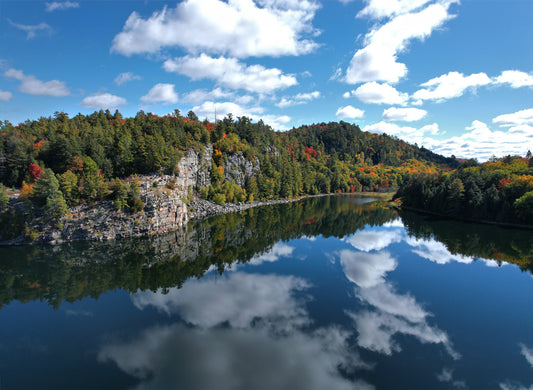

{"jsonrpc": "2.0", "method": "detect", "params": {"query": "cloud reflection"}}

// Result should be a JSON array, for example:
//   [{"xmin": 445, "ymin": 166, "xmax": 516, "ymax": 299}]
[
  {"xmin": 102, "ymin": 270, "xmax": 374, "ymax": 390},
  {"xmin": 132, "ymin": 273, "xmax": 309, "ymax": 330},
  {"xmin": 345, "ymin": 229, "xmax": 403, "ymax": 252},
  {"xmin": 340, "ymin": 249, "xmax": 459, "ymax": 359},
  {"xmin": 98, "ymin": 324, "xmax": 371, "ymax": 390}
]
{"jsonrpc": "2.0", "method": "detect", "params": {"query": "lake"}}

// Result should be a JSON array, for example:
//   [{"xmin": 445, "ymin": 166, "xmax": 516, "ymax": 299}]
[{"xmin": 1, "ymin": 195, "xmax": 533, "ymax": 389}]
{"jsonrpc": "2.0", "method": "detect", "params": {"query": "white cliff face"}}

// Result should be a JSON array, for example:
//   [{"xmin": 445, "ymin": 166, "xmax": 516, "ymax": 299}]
[
  {"xmin": 38, "ymin": 147, "xmax": 214, "ymax": 244},
  {"xmin": 224, "ymin": 152, "xmax": 260, "ymax": 188},
  {"xmin": 16, "ymin": 145, "xmax": 265, "ymax": 245}
]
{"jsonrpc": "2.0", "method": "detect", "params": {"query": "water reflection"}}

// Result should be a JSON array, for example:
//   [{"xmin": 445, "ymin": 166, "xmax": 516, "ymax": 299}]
[
  {"xmin": 102, "ymin": 266, "xmax": 373, "ymax": 390},
  {"xmin": 339, "ymin": 249, "xmax": 459, "ymax": 359},
  {"xmin": 2, "ymin": 196, "xmax": 533, "ymax": 389}
]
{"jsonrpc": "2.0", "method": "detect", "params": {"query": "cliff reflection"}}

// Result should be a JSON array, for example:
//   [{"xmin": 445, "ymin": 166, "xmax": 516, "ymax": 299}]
[{"xmin": 0, "ymin": 196, "xmax": 396, "ymax": 309}]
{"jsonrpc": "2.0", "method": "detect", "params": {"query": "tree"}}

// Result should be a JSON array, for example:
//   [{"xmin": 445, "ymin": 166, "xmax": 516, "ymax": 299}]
[
  {"xmin": 58, "ymin": 170, "xmax": 78, "ymax": 206},
  {"xmin": 28, "ymin": 163, "xmax": 41, "ymax": 182},
  {"xmin": 0, "ymin": 184, "xmax": 8, "ymax": 209},
  {"xmin": 187, "ymin": 110, "xmax": 199, "ymax": 122},
  {"xmin": 33, "ymin": 169, "xmax": 67, "ymax": 218}
]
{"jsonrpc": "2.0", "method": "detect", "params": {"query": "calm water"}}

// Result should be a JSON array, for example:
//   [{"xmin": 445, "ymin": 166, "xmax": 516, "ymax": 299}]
[{"xmin": 1, "ymin": 195, "xmax": 533, "ymax": 389}]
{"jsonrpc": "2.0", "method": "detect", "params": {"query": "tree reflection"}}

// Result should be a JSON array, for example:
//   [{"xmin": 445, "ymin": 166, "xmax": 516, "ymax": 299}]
[{"xmin": 0, "ymin": 196, "xmax": 397, "ymax": 309}]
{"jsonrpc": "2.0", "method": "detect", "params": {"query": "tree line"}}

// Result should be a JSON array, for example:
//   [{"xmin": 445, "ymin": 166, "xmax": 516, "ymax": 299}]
[{"xmin": 394, "ymin": 155, "xmax": 533, "ymax": 226}]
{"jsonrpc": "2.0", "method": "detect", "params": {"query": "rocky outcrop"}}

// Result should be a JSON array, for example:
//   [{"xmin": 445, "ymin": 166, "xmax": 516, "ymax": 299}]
[
  {"xmin": 223, "ymin": 152, "xmax": 260, "ymax": 187},
  {"xmin": 32, "ymin": 146, "xmax": 215, "ymax": 245},
  {"xmin": 1, "ymin": 145, "xmax": 277, "ymax": 245}
]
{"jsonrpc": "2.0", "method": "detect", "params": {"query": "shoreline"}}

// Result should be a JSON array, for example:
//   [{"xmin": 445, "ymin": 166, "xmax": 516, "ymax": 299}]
[
  {"xmin": 0, "ymin": 192, "xmax": 390, "ymax": 246},
  {"xmin": 395, "ymin": 204, "xmax": 533, "ymax": 230}
]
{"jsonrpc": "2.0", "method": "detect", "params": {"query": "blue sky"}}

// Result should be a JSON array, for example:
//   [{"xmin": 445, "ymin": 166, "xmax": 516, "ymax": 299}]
[{"xmin": 1, "ymin": 0, "xmax": 532, "ymax": 160}]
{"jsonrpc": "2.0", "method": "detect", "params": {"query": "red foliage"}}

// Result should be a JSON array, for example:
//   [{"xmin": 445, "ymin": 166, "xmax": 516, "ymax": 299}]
[
  {"xmin": 305, "ymin": 147, "xmax": 317, "ymax": 158},
  {"xmin": 498, "ymin": 178, "xmax": 511, "ymax": 190},
  {"xmin": 28, "ymin": 163, "xmax": 41, "ymax": 182}
]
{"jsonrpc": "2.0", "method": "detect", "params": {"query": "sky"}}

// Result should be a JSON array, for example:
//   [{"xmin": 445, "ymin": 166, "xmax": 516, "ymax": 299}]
[{"xmin": 1, "ymin": 0, "xmax": 532, "ymax": 161}]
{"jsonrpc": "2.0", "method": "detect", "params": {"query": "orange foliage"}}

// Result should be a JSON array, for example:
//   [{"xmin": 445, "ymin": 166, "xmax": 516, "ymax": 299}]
[{"xmin": 20, "ymin": 181, "xmax": 34, "ymax": 200}]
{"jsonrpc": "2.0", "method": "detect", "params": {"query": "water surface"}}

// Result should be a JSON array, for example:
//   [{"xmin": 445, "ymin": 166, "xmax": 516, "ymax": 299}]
[{"xmin": 1, "ymin": 195, "xmax": 533, "ymax": 389}]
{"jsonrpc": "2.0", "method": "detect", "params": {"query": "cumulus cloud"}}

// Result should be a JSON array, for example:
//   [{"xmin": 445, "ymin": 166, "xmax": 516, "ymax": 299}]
[
  {"xmin": 357, "ymin": 0, "xmax": 433, "ymax": 19},
  {"xmin": 114, "ymin": 72, "xmax": 141, "ymax": 86},
  {"xmin": 8, "ymin": 20, "xmax": 52, "ymax": 39},
  {"xmin": 191, "ymin": 100, "xmax": 290, "ymax": 130},
  {"xmin": 4, "ymin": 68, "xmax": 70, "ymax": 96},
  {"xmin": 80, "ymin": 93, "xmax": 126, "ymax": 109},
  {"xmin": 140, "ymin": 83, "xmax": 178, "ymax": 105},
  {"xmin": 164, "ymin": 54, "xmax": 297, "ymax": 94},
  {"xmin": 363, "ymin": 121, "xmax": 440, "ymax": 146},
  {"xmin": 494, "ymin": 70, "xmax": 533, "ymax": 88},
  {"xmin": 413, "ymin": 71, "xmax": 492, "ymax": 102},
  {"xmin": 383, "ymin": 107, "xmax": 427, "ymax": 122},
  {"xmin": 350, "ymin": 82, "xmax": 409, "ymax": 105},
  {"xmin": 45, "ymin": 1, "xmax": 79, "ymax": 12},
  {"xmin": 336, "ymin": 105, "xmax": 364, "ymax": 120},
  {"xmin": 111, "ymin": 0, "xmax": 320, "ymax": 58},
  {"xmin": 0, "ymin": 90, "xmax": 13, "ymax": 101},
  {"xmin": 345, "ymin": 2, "xmax": 457, "ymax": 84},
  {"xmin": 181, "ymin": 88, "xmax": 234, "ymax": 104},
  {"xmin": 493, "ymin": 108, "xmax": 533, "ymax": 127},
  {"xmin": 363, "ymin": 117, "xmax": 532, "ymax": 161},
  {"xmin": 276, "ymin": 91, "xmax": 320, "ymax": 108}
]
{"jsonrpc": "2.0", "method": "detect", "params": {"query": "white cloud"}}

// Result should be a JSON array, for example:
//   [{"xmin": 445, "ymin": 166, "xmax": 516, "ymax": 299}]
[
  {"xmin": 114, "ymin": 72, "xmax": 141, "ymax": 86},
  {"xmin": 190, "ymin": 100, "xmax": 290, "ymax": 129},
  {"xmin": 182, "ymin": 88, "xmax": 234, "ymax": 104},
  {"xmin": 357, "ymin": 0, "xmax": 433, "ymax": 19},
  {"xmin": 276, "ymin": 91, "xmax": 320, "ymax": 108},
  {"xmin": 345, "ymin": 2, "xmax": 457, "ymax": 84},
  {"xmin": 336, "ymin": 105, "xmax": 364, "ymax": 120},
  {"xmin": 140, "ymin": 83, "xmax": 178, "ymax": 105},
  {"xmin": 351, "ymin": 82, "xmax": 408, "ymax": 105},
  {"xmin": 493, "ymin": 108, "xmax": 533, "ymax": 127},
  {"xmin": 0, "ymin": 90, "xmax": 13, "ymax": 102},
  {"xmin": 363, "ymin": 121, "xmax": 440, "ymax": 146},
  {"xmin": 8, "ymin": 20, "xmax": 52, "ymax": 39},
  {"xmin": 383, "ymin": 107, "xmax": 427, "ymax": 122},
  {"xmin": 164, "ymin": 54, "xmax": 297, "ymax": 94},
  {"xmin": 80, "ymin": 93, "xmax": 127, "ymax": 109},
  {"xmin": 111, "ymin": 0, "xmax": 320, "ymax": 58},
  {"xmin": 4, "ymin": 68, "xmax": 70, "ymax": 97},
  {"xmin": 494, "ymin": 70, "xmax": 533, "ymax": 88},
  {"xmin": 426, "ymin": 120, "xmax": 533, "ymax": 161},
  {"xmin": 45, "ymin": 1, "xmax": 79, "ymax": 12},
  {"xmin": 413, "ymin": 71, "xmax": 492, "ymax": 102}
]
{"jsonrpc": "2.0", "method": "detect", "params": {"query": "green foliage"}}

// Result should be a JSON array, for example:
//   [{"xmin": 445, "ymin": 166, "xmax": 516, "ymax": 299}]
[
  {"xmin": 212, "ymin": 193, "xmax": 226, "ymax": 206},
  {"xmin": 24, "ymin": 225, "xmax": 39, "ymax": 242},
  {"xmin": 111, "ymin": 178, "xmax": 128, "ymax": 211},
  {"xmin": 58, "ymin": 170, "xmax": 78, "ymax": 206},
  {"xmin": 33, "ymin": 168, "xmax": 68, "ymax": 218},
  {"xmin": 396, "ymin": 156, "xmax": 533, "ymax": 225},
  {"xmin": 127, "ymin": 177, "xmax": 144, "ymax": 212},
  {"xmin": 0, "ymin": 184, "xmax": 8, "ymax": 209}
]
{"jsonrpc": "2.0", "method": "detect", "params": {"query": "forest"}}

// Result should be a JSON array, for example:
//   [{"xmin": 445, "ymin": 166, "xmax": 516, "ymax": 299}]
[
  {"xmin": 0, "ymin": 108, "xmax": 456, "ymax": 225},
  {"xmin": 394, "ymin": 155, "xmax": 533, "ymax": 226}
]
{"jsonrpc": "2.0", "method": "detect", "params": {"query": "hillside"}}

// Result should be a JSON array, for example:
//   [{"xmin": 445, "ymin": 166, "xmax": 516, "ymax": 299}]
[{"xmin": 0, "ymin": 109, "xmax": 458, "ymax": 242}]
